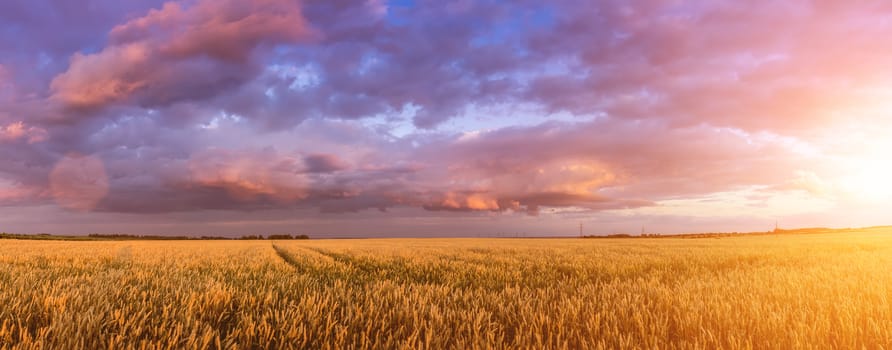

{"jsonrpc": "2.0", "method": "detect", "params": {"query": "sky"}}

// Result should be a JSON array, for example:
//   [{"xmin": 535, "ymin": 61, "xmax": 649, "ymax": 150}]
[{"xmin": 1, "ymin": 0, "xmax": 892, "ymax": 237}]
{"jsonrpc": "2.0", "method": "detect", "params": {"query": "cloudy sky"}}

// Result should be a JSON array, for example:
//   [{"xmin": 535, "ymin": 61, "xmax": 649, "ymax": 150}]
[{"xmin": 1, "ymin": 0, "xmax": 891, "ymax": 237}]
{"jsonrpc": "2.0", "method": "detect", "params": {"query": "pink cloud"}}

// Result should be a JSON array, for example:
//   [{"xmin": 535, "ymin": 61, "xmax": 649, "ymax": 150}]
[
  {"xmin": 769, "ymin": 171, "xmax": 833, "ymax": 197},
  {"xmin": 0, "ymin": 179, "xmax": 40, "ymax": 205},
  {"xmin": 0, "ymin": 121, "xmax": 47, "ymax": 144},
  {"xmin": 411, "ymin": 119, "xmax": 818, "ymax": 214},
  {"xmin": 419, "ymin": 158, "xmax": 631, "ymax": 214},
  {"xmin": 50, "ymin": 0, "xmax": 313, "ymax": 112},
  {"xmin": 108, "ymin": 0, "xmax": 311, "ymax": 62},
  {"xmin": 49, "ymin": 154, "xmax": 109, "ymax": 211},
  {"xmin": 187, "ymin": 148, "xmax": 309, "ymax": 203}
]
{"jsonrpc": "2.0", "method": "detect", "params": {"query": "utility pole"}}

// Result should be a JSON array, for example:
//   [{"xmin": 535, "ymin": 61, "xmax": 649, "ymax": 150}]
[{"xmin": 579, "ymin": 223, "xmax": 583, "ymax": 237}]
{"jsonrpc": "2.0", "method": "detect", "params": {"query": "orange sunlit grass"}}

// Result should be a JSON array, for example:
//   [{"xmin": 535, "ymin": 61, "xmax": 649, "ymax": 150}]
[{"xmin": 3, "ymin": 230, "xmax": 892, "ymax": 348}]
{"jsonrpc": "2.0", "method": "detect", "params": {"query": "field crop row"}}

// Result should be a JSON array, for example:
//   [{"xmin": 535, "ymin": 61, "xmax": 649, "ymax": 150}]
[{"xmin": 1, "ymin": 232, "xmax": 892, "ymax": 349}]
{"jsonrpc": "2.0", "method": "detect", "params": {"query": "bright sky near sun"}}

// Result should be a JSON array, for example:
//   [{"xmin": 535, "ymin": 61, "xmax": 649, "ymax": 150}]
[{"xmin": 1, "ymin": 0, "xmax": 891, "ymax": 237}]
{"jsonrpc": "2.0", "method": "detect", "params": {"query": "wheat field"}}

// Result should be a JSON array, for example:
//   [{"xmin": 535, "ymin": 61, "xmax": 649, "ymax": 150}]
[{"xmin": 2, "ymin": 230, "xmax": 892, "ymax": 349}]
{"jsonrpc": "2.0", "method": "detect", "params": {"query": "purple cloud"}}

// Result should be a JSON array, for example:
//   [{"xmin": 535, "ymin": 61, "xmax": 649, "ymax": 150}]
[
  {"xmin": 1, "ymin": 0, "xmax": 891, "ymax": 235},
  {"xmin": 50, "ymin": 0, "xmax": 313, "ymax": 113}
]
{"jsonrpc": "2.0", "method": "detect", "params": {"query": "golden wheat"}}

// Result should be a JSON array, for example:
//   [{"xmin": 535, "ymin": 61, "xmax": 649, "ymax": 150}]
[{"xmin": 2, "ymin": 230, "xmax": 892, "ymax": 349}]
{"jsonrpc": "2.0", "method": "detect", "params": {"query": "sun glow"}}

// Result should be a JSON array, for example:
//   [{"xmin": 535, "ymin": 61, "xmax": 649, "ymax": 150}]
[{"xmin": 840, "ymin": 151, "xmax": 892, "ymax": 201}]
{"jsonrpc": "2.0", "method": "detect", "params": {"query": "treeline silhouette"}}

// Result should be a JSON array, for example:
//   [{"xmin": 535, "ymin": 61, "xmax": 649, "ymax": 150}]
[
  {"xmin": 88, "ymin": 234, "xmax": 214, "ymax": 240},
  {"xmin": 583, "ymin": 233, "xmax": 661, "ymax": 239},
  {"xmin": 239, "ymin": 234, "xmax": 310, "ymax": 240},
  {"xmin": 584, "ymin": 231, "xmax": 781, "ymax": 239},
  {"xmin": 584, "ymin": 232, "xmax": 745, "ymax": 239},
  {"xmin": 0, "ymin": 232, "xmax": 310, "ymax": 241}
]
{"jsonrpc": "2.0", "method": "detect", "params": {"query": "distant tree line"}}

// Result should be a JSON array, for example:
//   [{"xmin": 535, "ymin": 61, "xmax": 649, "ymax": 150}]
[
  {"xmin": 88, "ymin": 234, "xmax": 198, "ymax": 240},
  {"xmin": 240, "ymin": 234, "xmax": 310, "ymax": 240},
  {"xmin": 0, "ymin": 232, "xmax": 310, "ymax": 241},
  {"xmin": 0, "ymin": 233, "xmax": 90, "ymax": 241},
  {"xmin": 584, "ymin": 232, "xmax": 733, "ymax": 239},
  {"xmin": 86, "ymin": 234, "xmax": 239, "ymax": 240},
  {"xmin": 582, "ymin": 233, "xmax": 658, "ymax": 238}
]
